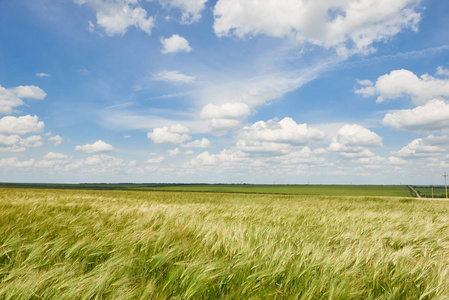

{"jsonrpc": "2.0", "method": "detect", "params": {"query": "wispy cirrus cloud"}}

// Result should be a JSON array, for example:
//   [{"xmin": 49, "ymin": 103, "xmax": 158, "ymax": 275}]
[
  {"xmin": 153, "ymin": 70, "xmax": 196, "ymax": 84},
  {"xmin": 36, "ymin": 72, "xmax": 51, "ymax": 77}
]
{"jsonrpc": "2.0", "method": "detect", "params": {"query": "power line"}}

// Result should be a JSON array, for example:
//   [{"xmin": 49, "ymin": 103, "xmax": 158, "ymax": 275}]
[{"xmin": 444, "ymin": 172, "xmax": 448, "ymax": 199}]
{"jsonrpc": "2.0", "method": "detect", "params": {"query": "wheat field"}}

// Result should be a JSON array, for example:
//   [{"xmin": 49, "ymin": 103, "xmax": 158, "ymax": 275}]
[{"xmin": 1, "ymin": 188, "xmax": 449, "ymax": 299}]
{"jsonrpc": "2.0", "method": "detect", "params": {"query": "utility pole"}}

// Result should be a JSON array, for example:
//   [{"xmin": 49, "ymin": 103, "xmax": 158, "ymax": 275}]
[
  {"xmin": 444, "ymin": 172, "xmax": 448, "ymax": 199},
  {"xmin": 432, "ymin": 184, "xmax": 434, "ymax": 198}
]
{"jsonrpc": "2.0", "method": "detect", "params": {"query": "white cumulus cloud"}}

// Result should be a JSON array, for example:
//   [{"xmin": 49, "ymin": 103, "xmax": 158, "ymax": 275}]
[
  {"xmin": 37, "ymin": 152, "xmax": 71, "ymax": 168},
  {"xmin": 147, "ymin": 124, "xmax": 191, "ymax": 144},
  {"xmin": 209, "ymin": 119, "xmax": 241, "ymax": 131},
  {"xmin": 75, "ymin": 140, "xmax": 114, "ymax": 153},
  {"xmin": 75, "ymin": 0, "xmax": 154, "ymax": 36},
  {"xmin": 214, "ymin": 0, "xmax": 421, "ymax": 55},
  {"xmin": 168, "ymin": 148, "xmax": 194, "ymax": 156},
  {"xmin": 241, "ymin": 117, "xmax": 325, "ymax": 145},
  {"xmin": 334, "ymin": 124, "xmax": 383, "ymax": 147},
  {"xmin": 20, "ymin": 135, "xmax": 43, "ymax": 149},
  {"xmin": 351, "ymin": 156, "xmax": 387, "ymax": 165},
  {"xmin": 0, "ymin": 157, "xmax": 34, "ymax": 168},
  {"xmin": 0, "ymin": 85, "xmax": 46, "ymax": 114},
  {"xmin": 44, "ymin": 152, "xmax": 70, "ymax": 160},
  {"xmin": 157, "ymin": 0, "xmax": 207, "ymax": 23},
  {"xmin": 392, "ymin": 135, "xmax": 449, "ymax": 158},
  {"xmin": 0, "ymin": 135, "xmax": 20, "ymax": 146},
  {"xmin": 382, "ymin": 100, "xmax": 449, "ymax": 133},
  {"xmin": 9, "ymin": 85, "xmax": 47, "ymax": 100},
  {"xmin": 160, "ymin": 34, "xmax": 192, "ymax": 54},
  {"xmin": 84, "ymin": 154, "xmax": 124, "ymax": 168},
  {"xmin": 182, "ymin": 138, "xmax": 210, "ymax": 148},
  {"xmin": 236, "ymin": 140, "xmax": 293, "ymax": 155},
  {"xmin": 356, "ymin": 69, "xmax": 449, "ymax": 105},
  {"xmin": 168, "ymin": 123, "xmax": 189, "ymax": 133},
  {"xmin": 190, "ymin": 151, "xmax": 217, "ymax": 166},
  {"xmin": 436, "ymin": 66, "xmax": 449, "ymax": 77},
  {"xmin": 328, "ymin": 124, "xmax": 382, "ymax": 158},
  {"xmin": 0, "ymin": 135, "xmax": 43, "ymax": 153},
  {"xmin": 200, "ymin": 102, "xmax": 250, "ymax": 120},
  {"xmin": 146, "ymin": 156, "xmax": 165, "ymax": 164},
  {"xmin": 49, "ymin": 135, "xmax": 63, "ymax": 146},
  {"xmin": 0, "ymin": 87, "xmax": 22, "ymax": 114},
  {"xmin": 197, "ymin": 102, "xmax": 253, "ymax": 132},
  {"xmin": 0, "ymin": 115, "xmax": 44, "ymax": 135},
  {"xmin": 236, "ymin": 117, "xmax": 325, "ymax": 154},
  {"xmin": 168, "ymin": 147, "xmax": 182, "ymax": 156},
  {"xmin": 270, "ymin": 146, "xmax": 327, "ymax": 165}
]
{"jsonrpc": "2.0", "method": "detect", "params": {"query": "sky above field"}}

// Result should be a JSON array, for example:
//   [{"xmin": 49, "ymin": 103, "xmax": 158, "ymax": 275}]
[{"xmin": 1, "ymin": 0, "xmax": 449, "ymax": 184}]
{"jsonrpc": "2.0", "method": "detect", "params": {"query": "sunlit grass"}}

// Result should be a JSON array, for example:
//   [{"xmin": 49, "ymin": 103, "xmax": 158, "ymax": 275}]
[{"xmin": 1, "ymin": 188, "xmax": 449, "ymax": 299}]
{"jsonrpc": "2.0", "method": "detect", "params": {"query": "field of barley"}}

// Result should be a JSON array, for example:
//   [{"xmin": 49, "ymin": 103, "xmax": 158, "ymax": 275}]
[{"xmin": 1, "ymin": 188, "xmax": 449, "ymax": 299}]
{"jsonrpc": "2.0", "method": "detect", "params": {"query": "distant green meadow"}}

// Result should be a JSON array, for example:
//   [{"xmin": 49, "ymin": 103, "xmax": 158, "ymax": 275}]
[
  {"xmin": 0, "ymin": 183, "xmax": 413, "ymax": 197},
  {"xmin": 1, "ymin": 188, "xmax": 449, "ymax": 299},
  {"xmin": 412, "ymin": 186, "xmax": 448, "ymax": 198},
  {"xmin": 132, "ymin": 184, "xmax": 413, "ymax": 197}
]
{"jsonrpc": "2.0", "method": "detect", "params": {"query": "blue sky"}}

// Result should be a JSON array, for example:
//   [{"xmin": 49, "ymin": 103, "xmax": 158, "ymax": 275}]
[{"xmin": 1, "ymin": 0, "xmax": 449, "ymax": 184}]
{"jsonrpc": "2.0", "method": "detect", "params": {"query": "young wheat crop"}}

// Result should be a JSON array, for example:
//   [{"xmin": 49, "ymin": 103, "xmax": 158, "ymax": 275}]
[{"xmin": 1, "ymin": 188, "xmax": 448, "ymax": 299}]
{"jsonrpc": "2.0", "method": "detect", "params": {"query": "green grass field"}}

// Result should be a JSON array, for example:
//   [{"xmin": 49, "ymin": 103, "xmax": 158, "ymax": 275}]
[
  {"xmin": 1, "ymin": 188, "xmax": 448, "ymax": 299},
  {"xmin": 133, "ymin": 184, "xmax": 413, "ymax": 197},
  {"xmin": 0, "ymin": 183, "xmax": 413, "ymax": 197},
  {"xmin": 412, "ymin": 186, "xmax": 448, "ymax": 198}
]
